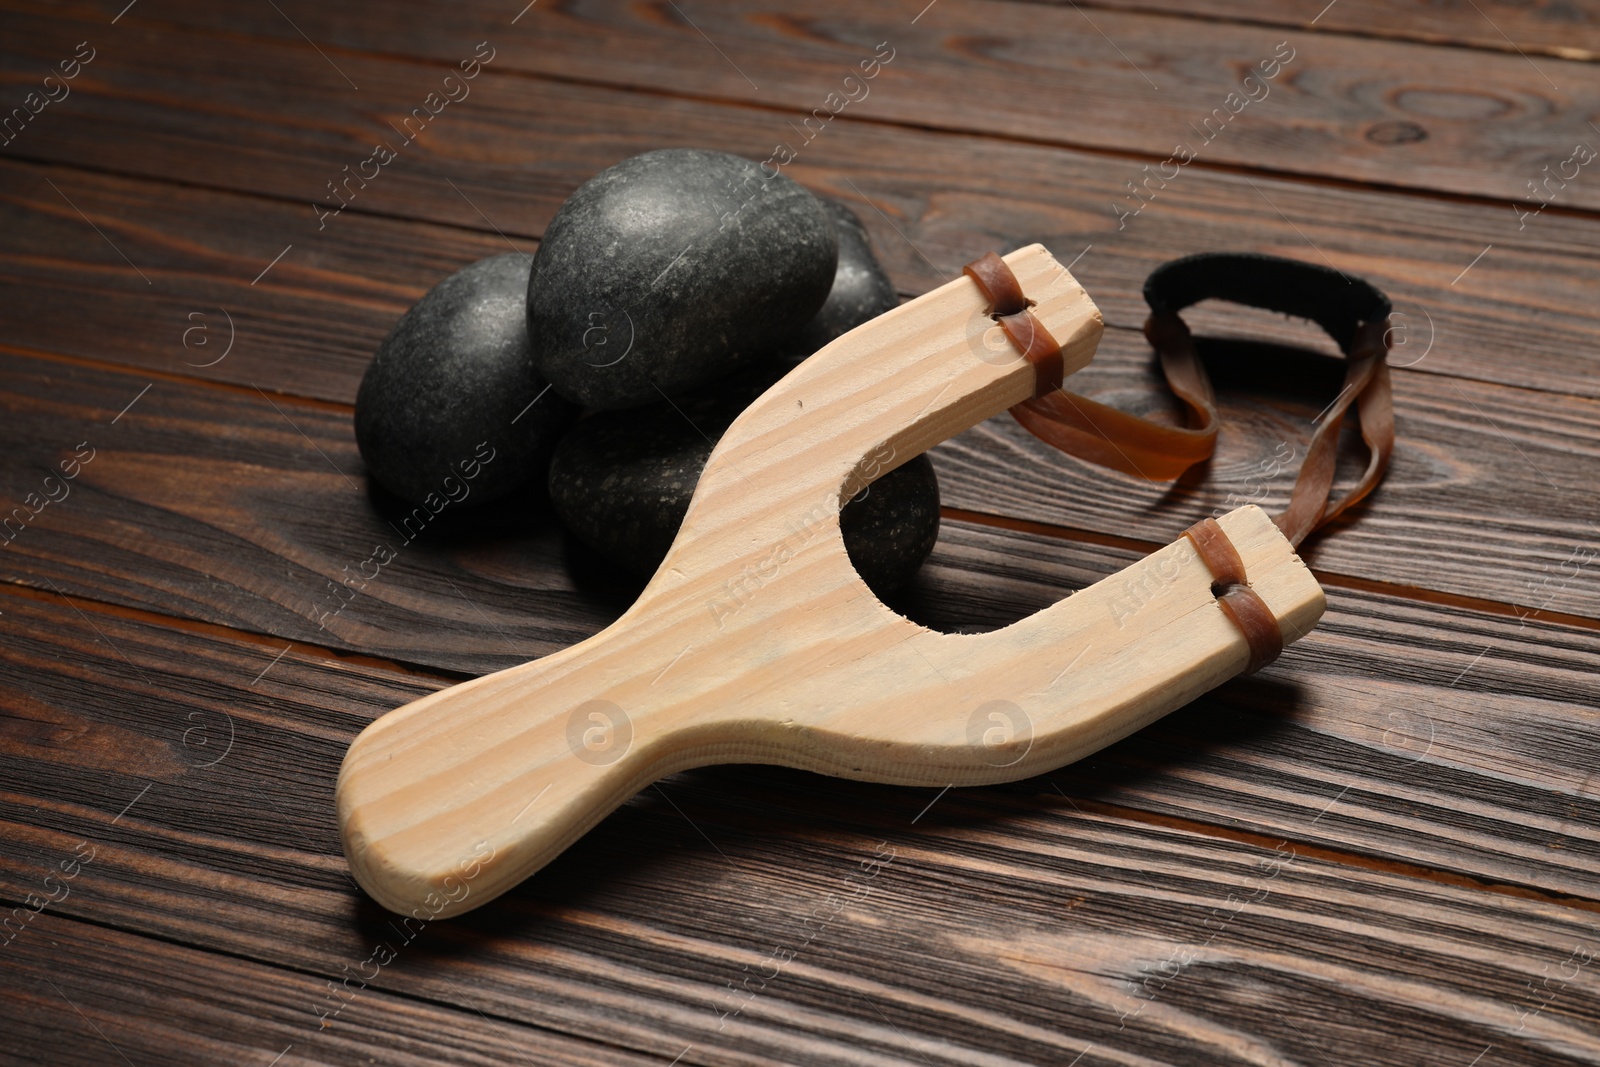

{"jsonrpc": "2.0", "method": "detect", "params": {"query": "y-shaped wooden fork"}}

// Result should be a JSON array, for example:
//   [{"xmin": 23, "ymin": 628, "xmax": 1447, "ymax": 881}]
[{"xmin": 337, "ymin": 244, "xmax": 1325, "ymax": 918}]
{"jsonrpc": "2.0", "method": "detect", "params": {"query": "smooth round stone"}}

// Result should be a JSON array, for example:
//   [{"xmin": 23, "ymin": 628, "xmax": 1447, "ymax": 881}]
[
  {"xmin": 355, "ymin": 254, "xmax": 576, "ymax": 507},
  {"xmin": 548, "ymin": 395, "xmax": 940, "ymax": 596},
  {"xmin": 665, "ymin": 198, "xmax": 898, "ymax": 401},
  {"xmin": 776, "ymin": 199, "xmax": 899, "ymax": 362},
  {"xmin": 527, "ymin": 149, "xmax": 837, "ymax": 410},
  {"xmin": 837, "ymin": 452, "xmax": 941, "ymax": 595}
]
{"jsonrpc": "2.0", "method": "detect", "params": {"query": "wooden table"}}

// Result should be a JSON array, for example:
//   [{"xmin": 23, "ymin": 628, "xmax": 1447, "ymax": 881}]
[{"xmin": 3, "ymin": 2, "xmax": 1599, "ymax": 1064}]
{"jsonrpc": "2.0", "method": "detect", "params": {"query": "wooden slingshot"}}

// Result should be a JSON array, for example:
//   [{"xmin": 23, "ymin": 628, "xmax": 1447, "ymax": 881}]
[{"xmin": 337, "ymin": 244, "xmax": 1326, "ymax": 918}]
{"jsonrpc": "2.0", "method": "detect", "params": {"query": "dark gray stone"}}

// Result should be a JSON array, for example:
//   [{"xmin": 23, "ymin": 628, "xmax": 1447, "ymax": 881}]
[
  {"xmin": 527, "ymin": 149, "xmax": 837, "ymax": 410},
  {"xmin": 547, "ymin": 394, "xmax": 940, "ymax": 597},
  {"xmin": 776, "ymin": 198, "xmax": 900, "ymax": 363},
  {"xmin": 355, "ymin": 254, "xmax": 576, "ymax": 507},
  {"xmin": 838, "ymin": 454, "xmax": 941, "ymax": 595}
]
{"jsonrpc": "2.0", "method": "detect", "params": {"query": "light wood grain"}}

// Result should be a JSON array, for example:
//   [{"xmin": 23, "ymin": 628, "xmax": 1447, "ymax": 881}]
[{"xmin": 338, "ymin": 247, "xmax": 1315, "ymax": 918}]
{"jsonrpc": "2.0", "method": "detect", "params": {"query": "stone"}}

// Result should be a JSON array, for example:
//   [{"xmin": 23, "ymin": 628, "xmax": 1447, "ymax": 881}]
[
  {"xmin": 354, "ymin": 253, "xmax": 576, "ymax": 507},
  {"xmin": 837, "ymin": 454, "xmax": 941, "ymax": 595},
  {"xmin": 775, "ymin": 198, "xmax": 900, "ymax": 363},
  {"xmin": 547, "ymin": 393, "xmax": 940, "ymax": 596},
  {"xmin": 527, "ymin": 149, "xmax": 837, "ymax": 410}
]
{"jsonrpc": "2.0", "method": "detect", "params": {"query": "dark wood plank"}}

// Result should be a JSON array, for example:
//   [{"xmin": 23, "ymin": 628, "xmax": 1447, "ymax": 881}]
[
  {"xmin": 936, "ymin": 324, "xmax": 1600, "ymax": 620},
  {"xmin": 3, "ymin": 338, "xmax": 1595, "ymax": 675},
  {"xmin": 4, "ymin": 3, "xmax": 1597, "ymax": 1063},
  {"xmin": 6, "ymin": 12, "xmax": 1600, "ymax": 403},
  {"xmin": 1057, "ymin": 0, "xmax": 1600, "ymax": 62},
  {"xmin": 26, "ymin": 0, "xmax": 1600, "ymax": 211},
  {"xmin": 0, "ymin": 351, "xmax": 625, "ymax": 676},
  {"xmin": 907, "ymin": 521, "xmax": 1600, "ymax": 899},
  {"xmin": 2, "ymin": 586, "xmax": 1599, "ymax": 1065},
  {"xmin": 0, "ymin": 158, "xmax": 509, "ymax": 401},
  {"xmin": 3, "ymin": 508, "xmax": 1599, "ymax": 905},
  {"xmin": 0, "ymin": 347, "xmax": 657, "ymax": 674},
  {"xmin": 2, "ymin": 911, "xmax": 670, "ymax": 1066}
]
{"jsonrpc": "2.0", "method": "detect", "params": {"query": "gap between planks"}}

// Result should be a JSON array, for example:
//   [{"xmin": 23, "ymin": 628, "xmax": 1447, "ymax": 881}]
[
  {"xmin": 944, "ymin": 508, "xmax": 1600, "ymax": 635},
  {"xmin": 0, "ymin": 340, "xmax": 365, "ymax": 415},
  {"xmin": 1022, "ymin": 0, "xmax": 1600, "ymax": 64},
  {"xmin": 0, "ymin": 903, "xmax": 688, "ymax": 1067},
  {"xmin": 0, "ymin": 151, "xmax": 544, "ymax": 270},
  {"xmin": 8, "ymin": 339, "xmax": 1599, "ymax": 644},
  {"xmin": 8, "ymin": 555, "xmax": 1600, "ymax": 918},
  {"xmin": 0, "ymin": 578, "xmax": 466, "ymax": 686},
  {"xmin": 16, "ymin": 10, "xmax": 1600, "ymax": 237}
]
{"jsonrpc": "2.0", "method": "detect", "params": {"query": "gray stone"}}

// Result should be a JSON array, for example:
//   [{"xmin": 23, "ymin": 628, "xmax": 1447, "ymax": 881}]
[
  {"xmin": 355, "ymin": 254, "xmax": 576, "ymax": 507},
  {"xmin": 776, "ymin": 198, "xmax": 900, "ymax": 363},
  {"xmin": 837, "ymin": 454, "xmax": 941, "ymax": 595},
  {"xmin": 527, "ymin": 149, "xmax": 837, "ymax": 410},
  {"xmin": 547, "ymin": 393, "xmax": 939, "ymax": 596}
]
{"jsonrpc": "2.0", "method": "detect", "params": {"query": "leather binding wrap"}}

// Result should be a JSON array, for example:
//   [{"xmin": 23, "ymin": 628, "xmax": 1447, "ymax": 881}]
[
  {"xmin": 963, "ymin": 252, "xmax": 1065, "ymax": 395},
  {"xmin": 965, "ymin": 250, "xmax": 1395, "ymax": 549},
  {"xmin": 962, "ymin": 250, "xmax": 1397, "ymax": 674},
  {"xmin": 1183, "ymin": 516, "xmax": 1283, "ymax": 674}
]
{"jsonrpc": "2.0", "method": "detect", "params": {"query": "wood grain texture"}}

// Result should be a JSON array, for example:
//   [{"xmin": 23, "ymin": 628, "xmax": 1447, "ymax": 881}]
[
  {"xmin": 1, "ymin": 505, "xmax": 1597, "ymax": 909},
  {"xmin": 909, "ymin": 520, "xmax": 1600, "ymax": 902},
  {"xmin": 337, "ymin": 253, "xmax": 1308, "ymax": 919},
  {"xmin": 3, "ymin": 589, "xmax": 1600, "ymax": 1066},
  {"xmin": 26, "ymin": 0, "xmax": 1600, "ymax": 210},
  {"xmin": 0, "ymin": 158, "xmax": 510, "ymax": 400},
  {"xmin": 6, "ymin": 11, "xmax": 1600, "ymax": 403},
  {"xmin": 936, "ymin": 324, "xmax": 1600, "ymax": 620},
  {"xmin": 0, "ymin": 354, "xmax": 626, "ymax": 676},
  {"xmin": 4, "ymin": 595, "xmax": 1600, "ymax": 1065},
  {"xmin": 1055, "ymin": 0, "xmax": 1600, "ymax": 62},
  {"xmin": 3, "ymin": 911, "xmax": 670, "ymax": 1067},
  {"xmin": 29, "ymin": 358, "xmax": 740, "ymax": 684},
  {"xmin": 3, "ymin": 3, "xmax": 1600, "ymax": 1062},
  {"xmin": 2, "ymin": 336, "xmax": 1594, "ymax": 675}
]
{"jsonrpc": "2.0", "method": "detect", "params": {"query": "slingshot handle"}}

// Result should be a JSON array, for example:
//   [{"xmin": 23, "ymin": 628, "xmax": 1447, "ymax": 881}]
[
  {"xmin": 337, "ymin": 624, "xmax": 664, "ymax": 918},
  {"xmin": 337, "ymin": 503, "xmax": 1322, "ymax": 919}
]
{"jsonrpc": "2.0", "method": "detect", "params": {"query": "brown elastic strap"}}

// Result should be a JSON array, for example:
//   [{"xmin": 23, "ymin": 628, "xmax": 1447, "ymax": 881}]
[
  {"xmin": 963, "ymin": 251, "xmax": 1028, "ymax": 315},
  {"xmin": 962, "ymin": 252, "xmax": 1395, "ymax": 548},
  {"xmin": 1216, "ymin": 588, "xmax": 1283, "ymax": 675},
  {"xmin": 965, "ymin": 252, "xmax": 1064, "ymax": 397},
  {"xmin": 1009, "ymin": 312, "xmax": 1216, "ymax": 481},
  {"xmin": 1271, "ymin": 319, "xmax": 1395, "ymax": 546},
  {"xmin": 1183, "ymin": 517, "xmax": 1283, "ymax": 674},
  {"xmin": 998, "ymin": 310, "xmax": 1063, "ymax": 394},
  {"xmin": 1183, "ymin": 515, "xmax": 1246, "ymax": 586}
]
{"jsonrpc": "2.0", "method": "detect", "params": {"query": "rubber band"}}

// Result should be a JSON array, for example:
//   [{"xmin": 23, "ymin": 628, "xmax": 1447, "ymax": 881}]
[
  {"xmin": 962, "ymin": 250, "xmax": 1395, "ymax": 549},
  {"xmin": 1183, "ymin": 517, "xmax": 1283, "ymax": 675},
  {"xmin": 962, "ymin": 250, "xmax": 1392, "ymax": 675},
  {"xmin": 997, "ymin": 309, "xmax": 1063, "ymax": 395},
  {"xmin": 963, "ymin": 252, "xmax": 1029, "ymax": 315},
  {"xmin": 964, "ymin": 252, "xmax": 1063, "ymax": 397}
]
